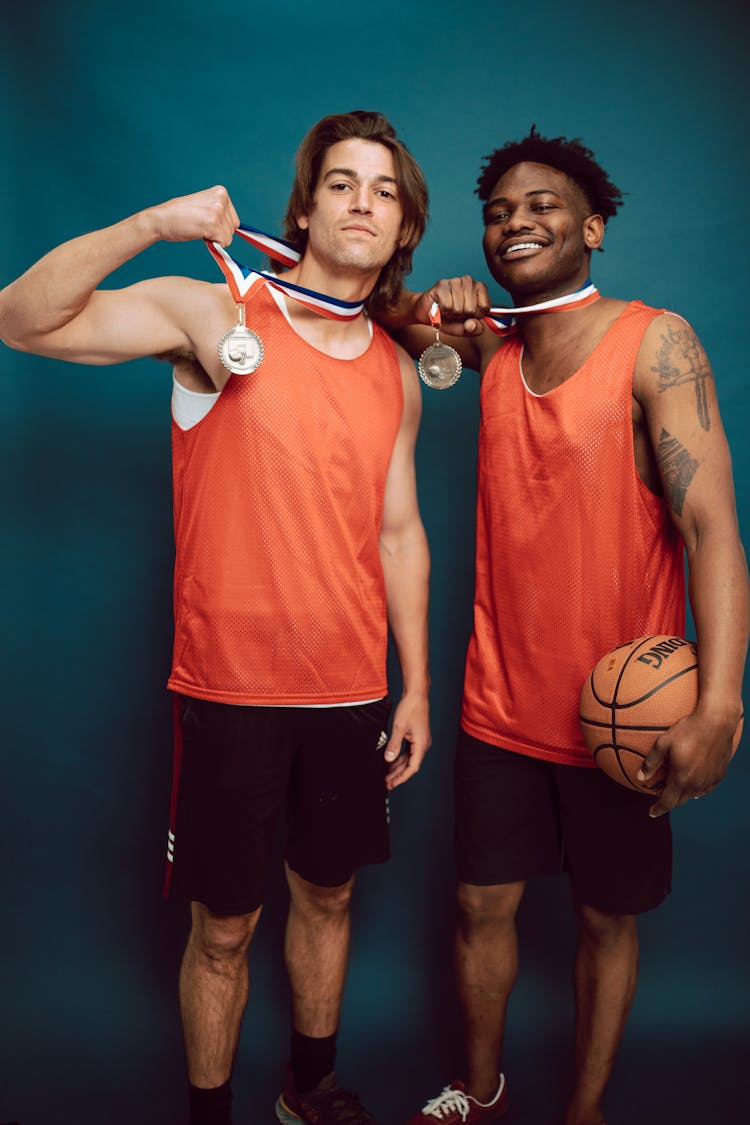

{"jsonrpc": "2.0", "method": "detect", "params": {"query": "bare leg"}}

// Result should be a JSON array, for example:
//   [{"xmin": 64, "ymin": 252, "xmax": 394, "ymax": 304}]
[
  {"xmin": 565, "ymin": 903, "xmax": 639, "ymax": 1125},
  {"xmin": 456, "ymin": 880, "xmax": 525, "ymax": 1103},
  {"xmin": 284, "ymin": 864, "xmax": 354, "ymax": 1038},
  {"xmin": 179, "ymin": 901, "xmax": 262, "ymax": 1087}
]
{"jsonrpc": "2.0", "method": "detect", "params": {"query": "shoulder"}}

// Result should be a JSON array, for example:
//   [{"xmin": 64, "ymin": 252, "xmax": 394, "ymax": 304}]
[
  {"xmin": 390, "ymin": 340, "xmax": 422, "ymax": 423},
  {"xmin": 475, "ymin": 328, "xmax": 506, "ymax": 374},
  {"xmin": 639, "ymin": 309, "xmax": 694, "ymax": 346},
  {"xmin": 374, "ymin": 326, "xmax": 418, "ymax": 384},
  {"xmin": 178, "ymin": 277, "xmax": 233, "ymax": 307},
  {"xmin": 132, "ymin": 275, "xmax": 231, "ymax": 320},
  {"xmin": 130, "ymin": 275, "xmax": 224, "ymax": 299},
  {"xmin": 636, "ymin": 311, "xmax": 707, "ymax": 379},
  {"xmin": 634, "ymin": 311, "xmax": 713, "ymax": 409},
  {"xmin": 393, "ymin": 338, "xmax": 421, "ymax": 387}
]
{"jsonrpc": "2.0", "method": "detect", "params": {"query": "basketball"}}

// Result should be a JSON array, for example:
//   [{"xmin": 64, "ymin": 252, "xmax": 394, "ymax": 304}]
[{"xmin": 579, "ymin": 634, "xmax": 742, "ymax": 794}]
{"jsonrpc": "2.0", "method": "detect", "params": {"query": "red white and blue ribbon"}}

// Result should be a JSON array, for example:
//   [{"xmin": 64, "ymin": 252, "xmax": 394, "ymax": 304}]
[
  {"xmin": 205, "ymin": 224, "xmax": 366, "ymax": 321},
  {"xmin": 428, "ymin": 280, "xmax": 600, "ymax": 338},
  {"xmin": 483, "ymin": 280, "xmax": 600, "ymax": 336}
]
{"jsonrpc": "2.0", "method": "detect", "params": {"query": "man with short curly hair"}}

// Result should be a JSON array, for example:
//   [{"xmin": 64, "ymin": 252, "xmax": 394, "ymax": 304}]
[{"xmin": 390, "ymin": 127, "xmax": 748, "ymax": 1125}]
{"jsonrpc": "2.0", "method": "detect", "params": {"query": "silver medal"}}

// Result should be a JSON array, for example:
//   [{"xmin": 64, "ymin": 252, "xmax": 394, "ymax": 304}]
[
  {"xmin": 418, "ymin": 332, "xmax": 462, "ymax": 390},
  {"xmin": 218, "ymin": 304, "xmax": 264, "ymax": 375}
]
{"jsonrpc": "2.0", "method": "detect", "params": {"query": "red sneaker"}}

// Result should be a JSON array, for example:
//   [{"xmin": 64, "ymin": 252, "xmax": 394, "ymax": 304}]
[{"xmin": 406, "ymin": 1077, "xmax": 508, "ymax": 1125}]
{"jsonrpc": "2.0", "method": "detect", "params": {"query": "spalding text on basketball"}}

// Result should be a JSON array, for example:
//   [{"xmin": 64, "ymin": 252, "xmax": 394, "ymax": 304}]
[{"xmin": 636, "ymin": 636, "xmax": 696, "ymax": 671}]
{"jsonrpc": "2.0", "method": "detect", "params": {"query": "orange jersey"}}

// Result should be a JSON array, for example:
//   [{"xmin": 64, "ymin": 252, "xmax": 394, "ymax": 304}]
[
  {"xmin": 461, "ymin": 301, "xmax": 686, "ymax": 766},
  {"xmin": 167, "ymin": 282, "xmax": 403, "ymax": 705}
]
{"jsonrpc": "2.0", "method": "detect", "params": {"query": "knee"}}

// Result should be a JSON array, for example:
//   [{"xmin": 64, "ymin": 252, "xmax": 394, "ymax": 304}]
[
  {"xmin": 456, "ymin": 880, "xmax": 523, "ymax": 936},
  {"xmin": 576, "ymin": 903, "xmax": 638, "ymax": 950},
  {"xmin": 288, "ymin": 869, "xmax": 355, "ymax": 923},
  {"xmin": 189, "ymin": 902, "xmax": 260, "ymax": 965}
]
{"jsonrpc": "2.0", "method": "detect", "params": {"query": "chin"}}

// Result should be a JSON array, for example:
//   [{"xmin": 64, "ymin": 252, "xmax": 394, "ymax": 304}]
[
  {"xmin": 496, "ymin": 263, "xmax": 567, "ymax": 299},
  {"xmin": 337, "ymin": 251, "xmax": 389, "ymax": 274},
  {"xmin": 494, "ymin": 272, "xmax": 545, "ymax": 299}
]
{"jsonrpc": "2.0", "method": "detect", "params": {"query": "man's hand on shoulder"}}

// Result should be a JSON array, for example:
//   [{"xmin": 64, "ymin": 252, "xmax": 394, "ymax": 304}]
[
  {"xmin": 413, "ymin": 275, "xmax": 491, "ymax": 338},
  {"xmin": 385, "ymin": 276, "xmax": 495, "ymax": 373},
  {"xmin": 383, "ymin": 690, "xmax": 431, "ymax": 790}
]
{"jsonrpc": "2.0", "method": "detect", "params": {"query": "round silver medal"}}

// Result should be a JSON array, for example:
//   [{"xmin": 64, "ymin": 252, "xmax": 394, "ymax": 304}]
[
  {"xmin": 418, "ymin": 341, "xmax": 462, "ymax": 390},
  {"xmin": 218, "ymin": 324, "xmax": 265, "ymax": 375}
]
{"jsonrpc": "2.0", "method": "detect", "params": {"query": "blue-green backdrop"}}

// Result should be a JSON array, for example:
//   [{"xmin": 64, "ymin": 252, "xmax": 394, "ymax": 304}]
[{"xmin": 1, "ymin": 2, "xmax": 748, "ymax": 1122}]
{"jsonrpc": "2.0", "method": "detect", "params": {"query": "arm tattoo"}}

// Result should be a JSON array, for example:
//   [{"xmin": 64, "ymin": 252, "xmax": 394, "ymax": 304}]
[
  {"xmin": 651, "ymin": 325, "xmax": 712, "ymax": 431},
  {"xmin": 656, "ymin": 428, "xmax": 699, "ymax": 517}
]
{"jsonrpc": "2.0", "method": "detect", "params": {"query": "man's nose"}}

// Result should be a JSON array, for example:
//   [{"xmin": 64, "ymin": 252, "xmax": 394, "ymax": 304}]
[
  {"xmin": 349, "ymin": 187, "xmax": 373, "ymax": 213},
  {"xmin": 504, "ymin": 208, "xmax": 534, "ymax": 232}
]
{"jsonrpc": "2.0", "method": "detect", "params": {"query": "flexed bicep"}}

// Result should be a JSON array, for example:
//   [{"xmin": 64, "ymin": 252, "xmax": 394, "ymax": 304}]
[{"xmin": 0, "ymin": 186, "xmax": 240, "ymax": 367}]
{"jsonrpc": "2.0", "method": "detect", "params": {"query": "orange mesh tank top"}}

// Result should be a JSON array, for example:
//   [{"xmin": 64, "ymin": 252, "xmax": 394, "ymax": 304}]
[
  {"xmin": 461, "ymin": 301, "xmax": 686, "ymax": 766},
  {"xmin": 167, "ymin": 282, "xmax": 403, "ymax": 705}
]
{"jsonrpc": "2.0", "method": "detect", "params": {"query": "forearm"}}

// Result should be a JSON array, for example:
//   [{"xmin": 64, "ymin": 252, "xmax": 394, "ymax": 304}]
[
  {"xmin": 380, "ymin": 522, "xmax": 431, "ymax": 696},
  {"xmin": 0, "ymin": 211, "xmax": 160, "ymax": 349},
  {"xmin": 687, "ymin": 527, "xmax": 749, "ymax": 725},
  {"xmin": 641, "ymin": 527, "xmax": 748, "ymax": 814},
  {"xmin": 374, "ymin": 288, "xmax": 436, "ymax": 361},
  {"xmin": 376, "ymin": 287, "xmax": 421, "ymax": 331},
  {"xmin": 378, "ymin": 277, "xmax": 490, "ymax": 368}
]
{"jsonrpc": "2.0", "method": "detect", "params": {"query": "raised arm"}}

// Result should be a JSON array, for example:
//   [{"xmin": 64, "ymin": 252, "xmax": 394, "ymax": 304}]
[
  {"xmin": 0, "ymin": 186, "xmax": 239, "ymax": 369},
  {"xmin": 635, "ymin": 313, "xmax": 749, "ymax": 814},
  {"xmin": 379, "ymin": 346, "xmax": 432, "ymax": 789}
]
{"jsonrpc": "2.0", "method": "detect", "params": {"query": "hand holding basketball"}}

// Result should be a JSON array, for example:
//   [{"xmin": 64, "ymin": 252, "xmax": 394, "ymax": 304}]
[
  {"xmin": 579, "ymin": 635, "xmax": 743, "ymax": 813},
  {"xmin": 640, "ymin": 706, "xmax": 742, "ymax": 818}
]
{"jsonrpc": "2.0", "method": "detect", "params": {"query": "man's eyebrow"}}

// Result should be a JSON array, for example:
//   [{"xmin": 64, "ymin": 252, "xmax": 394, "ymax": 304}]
[
  {"xmin": 323, "ymin": 167, "xmax": 399, "ymax": 185},
  {"xmin": 483, "ymin": 188, "xmax": 565, "ymax": 220},
  {"xmin": 486, "ymin": 188, "xmax": 565, "ymax": 206}
]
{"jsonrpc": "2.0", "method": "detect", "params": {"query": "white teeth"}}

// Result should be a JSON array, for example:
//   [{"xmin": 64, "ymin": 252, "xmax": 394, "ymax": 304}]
[{"xmin": 505, "ymin": 242, "xmax": 543, "ymax": 254}]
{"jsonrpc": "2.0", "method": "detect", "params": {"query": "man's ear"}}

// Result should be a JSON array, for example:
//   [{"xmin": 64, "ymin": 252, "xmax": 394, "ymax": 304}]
[
  {"xmin": 583, "ymin": 213, "xmax": 604, "ymax": 251},
  {"xmin": 297, "ymin": 213, "xmax": 309, "ymax": 232}
]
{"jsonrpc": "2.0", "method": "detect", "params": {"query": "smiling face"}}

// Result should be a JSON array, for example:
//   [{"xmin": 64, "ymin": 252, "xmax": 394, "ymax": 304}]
[
  {"xmin": 482, "ymin": 161, "xmax": 604, "ymax": 301},
  {"xmin": 297, "ymin": 138, "xmax": 405, "ymax": 281}
]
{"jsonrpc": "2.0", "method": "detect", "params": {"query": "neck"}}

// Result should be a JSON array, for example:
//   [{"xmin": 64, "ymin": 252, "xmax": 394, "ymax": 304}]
[
  {"xmin": 506, "ymin": 271, "xmax": 592, "ymax": 308},
  {"xmin": 283, "ymin": 258, "xmax": 378, "ymax": 306},
  {"xmin": 271, "ymin": 285, "xmax": 373, "ymax": 357},
  {"xmin": 517, "ymin": 295, "xmax": 605, "ymax": 351}
]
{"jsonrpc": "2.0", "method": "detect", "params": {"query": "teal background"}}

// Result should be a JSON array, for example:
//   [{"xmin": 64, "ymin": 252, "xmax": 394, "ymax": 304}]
[{"xmin": 1, "ymin": 1, "xmax": 749, "ymax": 1122}]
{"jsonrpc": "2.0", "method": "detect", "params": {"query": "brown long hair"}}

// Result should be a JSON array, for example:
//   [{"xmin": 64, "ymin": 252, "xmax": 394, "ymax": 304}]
[{"xmin": 281, "ymin": 110, "xmax": 428, "ymax": 311}]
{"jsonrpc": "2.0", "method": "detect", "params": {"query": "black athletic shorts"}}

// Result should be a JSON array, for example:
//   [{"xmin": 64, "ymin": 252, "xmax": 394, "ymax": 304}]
[
  {"xmin": 455, "ymin": 730, "xmax": 672, "ymax": 915},
  {"xmin": 164, "ymin": 695, "xmax": 393, "ymax": 915}
]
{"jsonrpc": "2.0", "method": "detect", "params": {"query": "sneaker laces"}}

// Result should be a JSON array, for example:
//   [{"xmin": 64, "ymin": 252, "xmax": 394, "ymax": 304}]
[{"xmin": 422, "ymin": 1087, "xmax": 472, "ymax": 1122}]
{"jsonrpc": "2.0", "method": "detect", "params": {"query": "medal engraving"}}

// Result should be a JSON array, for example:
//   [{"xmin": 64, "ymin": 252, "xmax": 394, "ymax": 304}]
[
  {"xmin": 218, "ymin": 325, "xmax": 264, "ymax": 374},
  {"xmin": 218, "ymin": 303, "xmax": 264, "ymax": 375},
  {"xmin": 418, "ymin": 341, "xmax": 462, "ymax": 390}
]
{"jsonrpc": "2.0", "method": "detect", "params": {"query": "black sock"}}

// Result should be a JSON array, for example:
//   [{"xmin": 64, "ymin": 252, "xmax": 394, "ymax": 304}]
[
  {"xmin": 188, "ymin": 1079, "xmax": 233, "ymax": 1125},
  {"xmin": 290, "ymin": 1028, "xmax": 338, "ymax": 1093}
]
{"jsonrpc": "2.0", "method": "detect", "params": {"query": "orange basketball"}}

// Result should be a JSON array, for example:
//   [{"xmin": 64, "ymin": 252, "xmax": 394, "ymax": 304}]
[{"xmin": 579, "ymin": 635, "xmax": 742, "ymax": 793}]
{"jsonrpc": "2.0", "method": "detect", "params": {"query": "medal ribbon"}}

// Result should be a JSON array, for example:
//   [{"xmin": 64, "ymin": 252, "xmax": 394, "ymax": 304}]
[
  {"xmin": 428, "ymin": 280, "xmax": 599, "ymax": 337},
  {"xmin": 484, "ymin": 280, "xmax": 600, "ymax": 336},
  {"xmin": 205, "ymin": 224, "xmax": 366, "ymax": 321}
]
